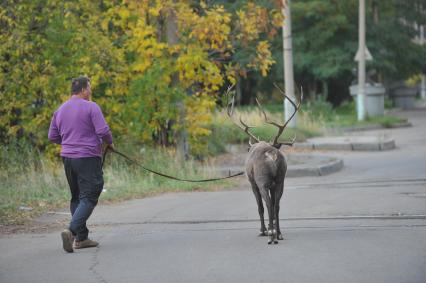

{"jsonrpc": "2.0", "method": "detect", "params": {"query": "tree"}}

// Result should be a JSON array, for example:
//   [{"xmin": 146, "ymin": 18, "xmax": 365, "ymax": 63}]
[
  {"xmin": 368, "ymin": 0, "xmax": 426, "ymax": 82},
  {"xmin": 289, "ymin": 0, "xmax": 426, "ymax": 104},
  {"xmin": 1, "ymin": 0, "xmax": 281, "ymax": 157},
  {"xmin": 0, "ymin": 1, "xmax": 126, "ymax": 147}
]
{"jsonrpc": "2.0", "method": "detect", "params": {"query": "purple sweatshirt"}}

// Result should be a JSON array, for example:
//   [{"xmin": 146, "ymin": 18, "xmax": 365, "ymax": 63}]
[{"xmin": 48, "ymin": 97, "xmax": 113, "ymax": 158}]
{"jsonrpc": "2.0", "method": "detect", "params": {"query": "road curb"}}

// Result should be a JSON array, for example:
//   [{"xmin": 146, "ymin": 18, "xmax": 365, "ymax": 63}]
[
  {"xmin": 286, "ymin": 155, "xmax": 344, "ymax": 177},
  {"xmin": 212, "ymin": 154, "xmax": 344, "ymax": 178},
  {"xmin": 341, "ymin": 121, "xmax": 412, "ymax": 132},
  {"xmin": 294, "ymin": 137, "xmax": 396, "ymax": 151}
]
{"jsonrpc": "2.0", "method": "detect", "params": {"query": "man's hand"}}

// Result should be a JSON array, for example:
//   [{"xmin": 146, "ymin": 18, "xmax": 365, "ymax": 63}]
[{"xmin": 106, "ymin": 143, "xmax": 115, "ymax": 151}]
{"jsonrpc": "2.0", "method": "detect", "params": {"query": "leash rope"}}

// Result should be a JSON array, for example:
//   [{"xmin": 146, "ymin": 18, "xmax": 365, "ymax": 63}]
[{"xmin": 102, "ymin": 147, "xmax": 245, "ymax": 183}]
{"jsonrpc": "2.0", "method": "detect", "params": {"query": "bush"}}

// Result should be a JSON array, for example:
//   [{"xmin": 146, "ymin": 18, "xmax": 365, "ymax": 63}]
[{"xmin": 303, "ymin": 95, "xmax": 336, "ymax": 122}]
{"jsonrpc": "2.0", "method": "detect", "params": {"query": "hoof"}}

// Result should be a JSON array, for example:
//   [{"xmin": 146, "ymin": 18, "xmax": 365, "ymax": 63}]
[
  {"xmin": 258, "ymin": 231, "xmax": 267, "ymax": 237},
  {"xmin": 274, "ymin": 240, "xmax": 278, "ymax": 244},
  {"xmin": 277, "ymin": 234, "xmax": 284, "ymax": 240},
  {"xmin": 268, "ymin": 241, "xmax": 272, "ymax": 245}
]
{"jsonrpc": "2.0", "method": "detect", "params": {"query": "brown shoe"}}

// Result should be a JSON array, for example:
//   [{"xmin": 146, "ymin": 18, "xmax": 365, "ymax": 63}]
[
  {"xmin": 73, "ymin": 238, "xmax": 99, "ymax": 249},
  {"xmin": 61, "ymin": 229, "xmax": 74, "ymax": 253}
]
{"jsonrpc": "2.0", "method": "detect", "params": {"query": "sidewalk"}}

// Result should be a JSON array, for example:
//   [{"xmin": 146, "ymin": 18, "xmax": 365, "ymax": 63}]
[{"xmin": 294, "ymin": 102, "xmax": 426, "ymax": 152}]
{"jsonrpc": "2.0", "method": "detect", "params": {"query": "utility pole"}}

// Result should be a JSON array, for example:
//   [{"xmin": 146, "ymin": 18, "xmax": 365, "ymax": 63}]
[
  {"xmin": 357, "ymin": 0, "xmax": 367, "ymax": 121},
  {"xmin": 282, "ymin": 0, "xmax": 297, "ymax": 127},
  {"xmin": 420, "ymin": 24, "xmax": 426, "ymax": 100}
]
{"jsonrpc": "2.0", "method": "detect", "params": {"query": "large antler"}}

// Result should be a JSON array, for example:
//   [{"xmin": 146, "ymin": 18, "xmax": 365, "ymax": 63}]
[
  {"xmin": 225, "ymin": 85, "xmax": 260, "ymax": 145},
  {"xmin": 255, "ymin": 83, "xmax": 303, "ymax": 147}
]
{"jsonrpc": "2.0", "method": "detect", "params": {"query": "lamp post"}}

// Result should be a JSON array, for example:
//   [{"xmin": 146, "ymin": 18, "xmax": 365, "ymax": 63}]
[
  {"xmin": 357, "ymin": 0, "xmax": 367, "ymax": 121},
  {"xmin": 282, "ymin": 0, "xmax": 297, "ymax": 127},
  {"xmin": 420, "ymin": 24, "xmax": 426, "ymax": 100}
]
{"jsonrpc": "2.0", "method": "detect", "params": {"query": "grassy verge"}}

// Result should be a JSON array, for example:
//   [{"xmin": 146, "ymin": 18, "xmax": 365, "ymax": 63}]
[
  {"xmin": 327, "ymin": 114, "xmax": 407, "ymax": 128},
  {"xmin": 0, "ymin": 142, "xmax": 230, "ymax": 226},
  {"xmin": 259, "ymin": 98, "xmax": 407, "ymax": 130},
  {"xmin": 327, "ymin": 99, "xmax": 408, "ymax": 128},
  {"xmin": 206, "ymin": 106, "xmax": 324, "ymax": 155},
  {"xmin": 0, "ymin": 142, "xmax": 68, "ymax": 225}
]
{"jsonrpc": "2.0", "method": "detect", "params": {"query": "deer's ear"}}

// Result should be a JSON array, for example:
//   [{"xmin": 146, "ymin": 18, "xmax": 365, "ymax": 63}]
[{"xmin": 273, "ymin": 143, "xmax": 283, "ymax": 149}]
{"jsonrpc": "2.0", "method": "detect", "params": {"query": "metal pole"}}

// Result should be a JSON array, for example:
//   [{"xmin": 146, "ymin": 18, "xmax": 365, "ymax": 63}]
[
  {"xmin": 282, "ymin": 0, "xmax": 297, "ymax": 127},
  {"xmin": 357, "ymin": 0, "xmax": 366, "ymax": 120},
  {"xmin": 420, "ymin": 24, "xmax": 426, "ymax": 100}
]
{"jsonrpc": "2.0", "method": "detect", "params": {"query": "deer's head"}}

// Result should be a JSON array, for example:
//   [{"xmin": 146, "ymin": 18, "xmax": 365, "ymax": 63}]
[{"xmin": 226, "ymin": 83, "xmax": 303, "ymax": 150}]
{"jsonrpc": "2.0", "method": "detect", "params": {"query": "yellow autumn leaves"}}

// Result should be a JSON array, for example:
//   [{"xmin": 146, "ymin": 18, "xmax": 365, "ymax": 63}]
[{"xmin": 1, "ymin": 0, "xmax": 282, "ymax": 157}]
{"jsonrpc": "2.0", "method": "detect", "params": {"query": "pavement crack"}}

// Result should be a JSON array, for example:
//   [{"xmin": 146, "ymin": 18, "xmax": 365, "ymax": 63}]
[{"xmin": 89, "ymin": 235, "xmax": 109, "ymax": 283}]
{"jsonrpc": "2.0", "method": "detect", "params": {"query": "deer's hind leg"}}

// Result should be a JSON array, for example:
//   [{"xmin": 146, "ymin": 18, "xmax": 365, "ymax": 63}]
[
  {"xmin": 274, "ymin": 181, "xmax": 284, "ymax": 240},
  {"xmin": 249, "ymin": 181, "xmax": 267, "ymax": 236},
  {"xmin": 270, "ymin": 188, "xmax": 278, "ymax": 244},
  {"xmin": 258, "ymin": 186, "xmax": 275, "ymax": 244}
]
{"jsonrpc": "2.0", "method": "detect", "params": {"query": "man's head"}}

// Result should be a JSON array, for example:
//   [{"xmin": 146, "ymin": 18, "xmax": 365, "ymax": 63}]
[{"xmin": 71, "ymin": 76, "xmax": 91, "ymax": 100}]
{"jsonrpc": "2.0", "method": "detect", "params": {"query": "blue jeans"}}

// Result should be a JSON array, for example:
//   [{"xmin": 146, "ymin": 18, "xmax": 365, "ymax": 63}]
[{"xmin": 62, "ymin": 157, "xmax": 103, "ymax": 241}]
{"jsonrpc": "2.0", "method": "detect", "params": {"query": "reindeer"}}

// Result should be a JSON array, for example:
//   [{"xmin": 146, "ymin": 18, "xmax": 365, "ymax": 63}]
[{"xmin": 226, "ymin": 84, "xmax": 302, "ymax": 244}]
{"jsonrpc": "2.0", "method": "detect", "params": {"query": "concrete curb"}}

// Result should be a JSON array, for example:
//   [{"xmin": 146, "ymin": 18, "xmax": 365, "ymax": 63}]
[
  {"xmin": 294, "ymin": 137, "xmax": 396, "ymax": 151},
  {"xmin": 341, "ymin": 121, "xmax": 412, "ymax": 132},
  {"xmin": 212, "ymin": 154, "xmax": 344, "ymax": 178},
  {"xmin": 286, "ymin": 155, "xmax": 344, "ymax": 177}
]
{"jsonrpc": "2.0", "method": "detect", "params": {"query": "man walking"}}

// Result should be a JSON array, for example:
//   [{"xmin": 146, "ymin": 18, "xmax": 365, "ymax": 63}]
[{"xmin": 48, "ymin": 76, "xmax": 114, "ymax": 253}]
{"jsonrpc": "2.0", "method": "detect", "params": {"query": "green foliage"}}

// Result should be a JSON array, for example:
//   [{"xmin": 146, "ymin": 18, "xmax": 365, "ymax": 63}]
[
  {"xmin": 0, "ymin": 1, "xmax": 126, "ymax": 148},
  {"xmin": 368, "ymin": 0, "xmax": 426, "ymax": 80},
  {"xmin": 0, "ymin": 0, "xmax": 282, "ymax": 158},
  {"xmin": 292, "ymin": 0, "xmax": 358, "ymax": 81},
  {"xmin": 291, "ymin": 0, "xmax": 426, "ymax": 82},
  {"xmin": 303, "ymin": 95, "xmax": 337, "ymax": 122},
  {"xmin": 324, "ymin": 99, "xmax": 406, "ymax": 128},
  {"xmin": 125, "ymin": 63, "xmax": 184, "ymax": 143},
  {"xmin": 253, "ymin": 0, "xmax": 426, "ymax": 105},
  {"xmin": 384, "ymin": 97, "xmax": 394, "ymax": 109}
]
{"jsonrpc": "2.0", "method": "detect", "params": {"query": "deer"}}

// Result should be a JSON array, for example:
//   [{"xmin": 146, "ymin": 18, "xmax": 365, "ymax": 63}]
[{"xmin": 226, "ymin": 83, "xmax": 302, "ymax": 244}]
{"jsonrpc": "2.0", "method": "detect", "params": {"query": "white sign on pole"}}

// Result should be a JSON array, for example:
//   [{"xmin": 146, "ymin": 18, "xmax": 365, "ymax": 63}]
[{"xmin": 354, "ymin": 46, "xmax": 373, "ymax": 61}]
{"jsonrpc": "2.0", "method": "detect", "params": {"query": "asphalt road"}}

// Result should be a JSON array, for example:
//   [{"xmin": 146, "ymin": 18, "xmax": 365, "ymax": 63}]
[{"xmin": 1, "ymin": 108, "xmax": 426, "ymax": 283}]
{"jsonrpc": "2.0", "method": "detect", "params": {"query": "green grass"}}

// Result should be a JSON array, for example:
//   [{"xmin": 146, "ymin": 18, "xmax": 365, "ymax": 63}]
[
  {"xmin": 209, "ymin": 121, "xmax": 319, "ymax": 145},
  {"xmin": 275, "ymin": 98, "xmax": 407, "ymax": 129},
  {"xmin": 0, "ymin": 142, "xmax": 229, "ymax": 225},
  {"xmin": 328, "ymin": 100, "xmax": 407, "ymax": 128},
  {"xmin": 0, "ymin": 141, "xmax": 69, "ymax": 225},
  {"xmin": 208, "ymin": 106, "xmax": 324, "ymax": 154},
  {"xmin": 328, "ymin": 113, "xmax": 407, "ymax": 128}
]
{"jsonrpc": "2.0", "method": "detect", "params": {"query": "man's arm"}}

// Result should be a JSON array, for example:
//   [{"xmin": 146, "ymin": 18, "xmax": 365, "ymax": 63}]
[
  {"xmin": 91, "ymin": 103, "xmax": 113, "ymax": 145},
  {"xmin": 48, "ymin": 113, "xmax": 62, "ymax": 144}
]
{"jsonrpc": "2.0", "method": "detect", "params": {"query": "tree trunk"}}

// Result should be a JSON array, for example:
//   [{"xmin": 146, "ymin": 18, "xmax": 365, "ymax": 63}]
[{"xmin": 166, "ymin": 4, "xmax": 189, "ymax": 160}]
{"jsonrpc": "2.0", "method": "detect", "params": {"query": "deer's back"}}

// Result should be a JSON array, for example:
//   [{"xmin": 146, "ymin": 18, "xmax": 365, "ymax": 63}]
[{"xmin": 245, "ymin": 142, "xmax": 287, "ymax": 185}]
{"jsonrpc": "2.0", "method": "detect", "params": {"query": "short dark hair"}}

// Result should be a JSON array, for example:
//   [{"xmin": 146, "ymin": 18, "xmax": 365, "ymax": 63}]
[{"xmin": 71, "ymin": 76, "xmax": 90, "ymax": 94}]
